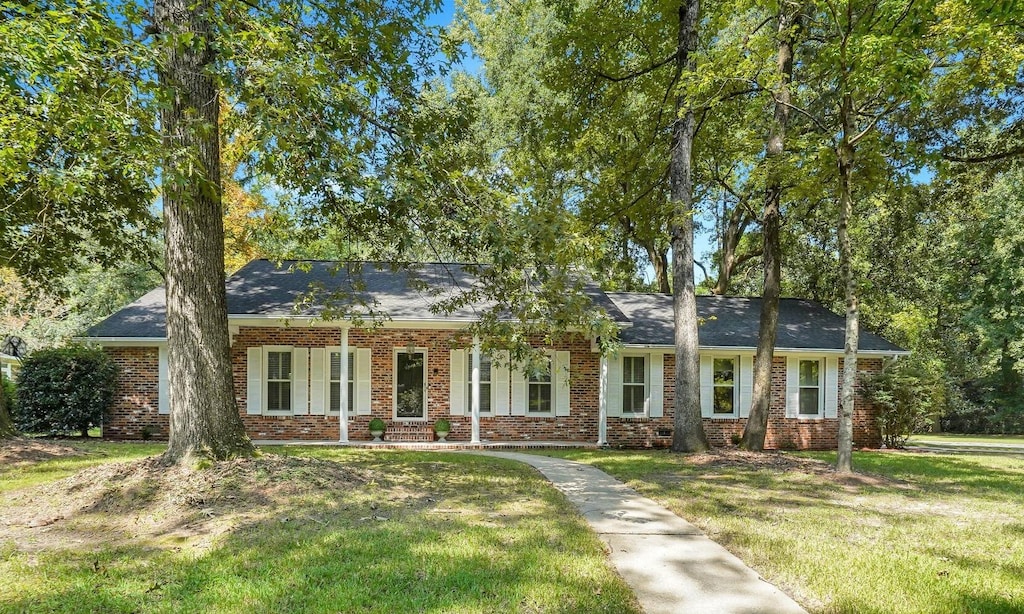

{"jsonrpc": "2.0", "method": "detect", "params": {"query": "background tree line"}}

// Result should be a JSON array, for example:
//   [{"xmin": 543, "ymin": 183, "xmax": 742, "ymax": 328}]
[{"xmin": 1, "ymin": 0, "xmax": 1022, "ymax": 461}]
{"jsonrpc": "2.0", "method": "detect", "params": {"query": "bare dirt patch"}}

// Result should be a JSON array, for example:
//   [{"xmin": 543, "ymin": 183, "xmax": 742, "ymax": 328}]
[
  {"xmin": 684, "ymin": 449, "xmax": 903, "ymax": 488},
  {"xmin": 0, "ymin": 453, "xmax": 374, "ymax": 552},
  {"xmin": 0, "ymin": 437, "xmax": 85, "ymax": 465}
]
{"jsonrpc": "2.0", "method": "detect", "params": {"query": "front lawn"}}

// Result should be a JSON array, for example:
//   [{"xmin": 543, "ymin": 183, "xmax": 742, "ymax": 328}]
[
  {"xmin": 0, "ymin": 442, "xmax": 639, "ymax": 613},
  {"xmin": 542, "ymin": 449, "xmax": 1024, "ymax": 614}
]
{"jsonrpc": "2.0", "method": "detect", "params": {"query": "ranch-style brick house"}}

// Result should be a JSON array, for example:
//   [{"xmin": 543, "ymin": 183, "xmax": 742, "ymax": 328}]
[{"xmin": 85, "ymin": 260, "xmax": 907, "ymax": 449}]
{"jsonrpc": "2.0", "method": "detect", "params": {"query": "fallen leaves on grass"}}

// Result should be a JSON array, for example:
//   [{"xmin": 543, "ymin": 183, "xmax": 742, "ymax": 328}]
[
  {"xmin": 0, "ymin": 454, "xmax": 374, "ymax": 552},
  {"xmin": 0, "ymin": 438, "xmax": 85, "ymax": 465}
]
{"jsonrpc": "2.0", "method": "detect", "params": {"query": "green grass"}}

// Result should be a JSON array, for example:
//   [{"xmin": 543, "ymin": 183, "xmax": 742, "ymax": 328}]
[
  {"xmin": 0, "ymin": 440, "xmax": 166, "ymax": 493},
  {"xmin": 1, "ymin": 445, "xmax": 639, "ymax": 614},
  {"xmin": 540, "ymin": 449, "xmax": 1024, "ymax": 614},
  {"xmin": 908, "ymin": 433, "xmax": 1024, "ymax": 446}
]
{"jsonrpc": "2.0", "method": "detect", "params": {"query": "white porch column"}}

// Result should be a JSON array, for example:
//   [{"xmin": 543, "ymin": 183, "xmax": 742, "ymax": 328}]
[
  {"xmin": 598, "ymin": 354, "xmax": 608, "ymax": 446},
  {"xmin": 471, "ymin": 336, "xmax": 481, "ymax": 444},
  {"xmin": 338, "ymin": 326, "xmax": 349, "ymax": 443}
]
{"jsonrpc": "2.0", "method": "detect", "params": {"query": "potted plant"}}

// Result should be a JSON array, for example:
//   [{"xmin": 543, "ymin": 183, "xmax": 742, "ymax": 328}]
[
  {"xmin": 434, "ymin": 418, "xmax": 451, "ymax": 443},
  {"xmin": 369, "ymin": 418, "xmax": 386, "ymax": 442}
]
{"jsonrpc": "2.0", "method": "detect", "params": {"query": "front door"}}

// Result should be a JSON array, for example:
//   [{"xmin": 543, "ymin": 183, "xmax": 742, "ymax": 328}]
[{"xmin": 395, "ymin": 351, "xmax": 426, "ymax": 419}]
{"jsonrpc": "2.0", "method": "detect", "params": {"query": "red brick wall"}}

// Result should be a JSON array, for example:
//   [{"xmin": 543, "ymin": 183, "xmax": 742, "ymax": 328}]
[
  {"xmin": 104, "ymin": 332, "xmax": 883, "ymax": 450},
  {"xmin": 104, "ymin": 347, "xmax": 168, "ymax": 440},
  {"xmin": 606, "ymin": 355, "xmax": 884, "ymax": 450}
]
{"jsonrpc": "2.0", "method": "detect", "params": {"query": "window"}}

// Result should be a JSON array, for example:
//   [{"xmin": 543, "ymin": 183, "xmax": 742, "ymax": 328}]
[
  {"xmin": 329, "ymin": 351, "xmax": 354, "ymax": 414},
  {"xmin": 799, "ymin": 359, "xmax": 822, "ymax": 416},
  {"xmin": 713, "ymin": 357, "xmax": 737, "ymax": 414},
  {"xmin": 622, "ymin": 355, "xmax": 646, "ymax": 414},
  {"xmin": 528, "ymin": 357, "xmax": 552, "ymax": 414},
  {"xmin": 266, "ymin": 350, "xmax": 292, "ymax": 412},
  {"xmin": 466, "ymin": 353, "xmax": 493, "ymax": 414}
]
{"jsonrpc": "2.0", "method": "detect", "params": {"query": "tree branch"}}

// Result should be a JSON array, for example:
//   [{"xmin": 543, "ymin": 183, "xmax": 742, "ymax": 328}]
[{"xmin": 593, "ymin": 51, "xmax": 680, "ymax": 82}]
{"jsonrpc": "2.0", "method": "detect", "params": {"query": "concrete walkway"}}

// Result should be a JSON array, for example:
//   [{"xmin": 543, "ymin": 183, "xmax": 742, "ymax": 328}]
[{"xmin": 481, "ymin": 451, "xmax": 806, "ymax": 614}]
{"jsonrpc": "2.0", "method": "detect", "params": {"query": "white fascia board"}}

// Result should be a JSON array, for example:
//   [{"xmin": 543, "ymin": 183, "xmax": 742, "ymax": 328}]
[
  {"xmin": 75, "ymin": 337, "xmax": 167, "ymax": 346},
  {"xmin": 620, "ymin": 343, "xmax": 909, "ymax": 357}
]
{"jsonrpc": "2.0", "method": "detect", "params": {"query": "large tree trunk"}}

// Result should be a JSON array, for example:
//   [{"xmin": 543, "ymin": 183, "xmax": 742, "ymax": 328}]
[
  {"xmin": 670, "ymin": 0, "xmax": 710, "ymax": 453},
  {"xmin": 836, "ymin": 91, "xmax": 859, "ymax": 474},
  {"xmin": 740, "ymin": 5, "xmax": 799, "ymax": 451},
  {"xmin": 156, "ymin": 0, "xmax": 255, "ymax": 463},
  {"xmin": 0, "ymin": 371, "xmax": 14, "ymax": 439}
]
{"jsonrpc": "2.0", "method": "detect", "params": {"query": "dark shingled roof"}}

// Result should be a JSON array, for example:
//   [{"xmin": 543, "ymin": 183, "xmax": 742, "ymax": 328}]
[
  {"xmin": 86, "ymin": 260, "xmax": 628, "ymax": 338},
  {"xmin": 605, "ymin": 292, "xmax": 905, "ymax": 352}
]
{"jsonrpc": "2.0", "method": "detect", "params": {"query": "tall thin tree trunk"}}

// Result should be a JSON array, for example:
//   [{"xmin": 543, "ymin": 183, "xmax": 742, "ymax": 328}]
[
  {"xmin": 670, "ymin": 0, "xmax": 710, "ymax": 453},
  {"xmin": 644, "ymin": 243, "xmax": 671, "ymax": 294},
  {"xmin": 836, "ymin": 91, "xmax": 859, "ymax": 474},
  {"xmin": 156, "ymin": 0, "xmax": 255, "ymax": 463},
  {"xmin": 741, "ymin": 5, "xmax": 800, "ymax": 451}
]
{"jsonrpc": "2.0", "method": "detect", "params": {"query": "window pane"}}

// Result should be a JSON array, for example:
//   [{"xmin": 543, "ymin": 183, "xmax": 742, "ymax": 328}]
[
  {"xmin": 480, "ymin": 355, "xmax": 492, "ymax": 383},
  {"xmin": 713, "ymin": 358, "xmax": 735, "ymax": 385},
  {"xmin": 267, "ymin": 352, "xmax": 281, "ymax": 380},
  {"xmin": 348, "ymin": 352, "xmax": 354, "ymax": 384},
  {"xmin": 529, "ymin": 358, "xmax": 551, "ymax": 383},
  {"xmin": 799, "ymin": 360, "xmax": 819, "ymax": 386},
  {"xmin": 330, "ymin": 352, "xmax": 341, "ymax": 381},
  {"xmin": 623, "ymin": 385, "xmax": 645, "ymax": 413},
  {"xmin": 529, "ymin": 383, "xmax": 552, "ymax": 413},
  {"xmin": 348, "ymin": 381, "xmax": 354, "ymax": 413},
  {"xmin": 799, "ymin": 388, "xmax": 819, "ymax": 415},
  {"xmin": 713, "ymin": 386, "xmax": 734, "ymax": 414},
  {"xmin": 623, "ymin": 356, "xmax": 645, "ymax": 384},
  {"xmin": 268, "ymin": 381, "xmax": 291, "ymax": 412},
  {"xmin": 480, "ymin": 383, "xmax": 492, "ymax": 413},
  {"xmin": 279, "ymin": 352, "xmax": 291, "ymax": 379},
  {"xmin": 330, "ymin": 382, "xmax": 340, "ymax": 413}
]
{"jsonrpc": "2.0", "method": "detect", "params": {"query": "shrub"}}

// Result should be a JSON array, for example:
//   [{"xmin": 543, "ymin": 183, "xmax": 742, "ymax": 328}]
[
  {"xmin": 863, "ymin": 357, "xmax": 944, "ymax": 448},
  {"xmin": 16, "ymin": 345, "xmax": 118, "ymax": 437},
  {"xmin": 434, "ymin": 419, "xmax": 451, "ymax": 434},
  {"xmin": 368, "ymin": 417, "xmax": 386, "ymax": 432}
]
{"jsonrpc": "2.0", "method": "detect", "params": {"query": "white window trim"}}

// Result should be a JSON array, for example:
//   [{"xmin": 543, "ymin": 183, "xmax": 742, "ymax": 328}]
[
  {"xmin": 325, "ymin": 346, "xmax": 355, "ymax": 417},
  {"xmin": 466, "ymin": 351, "xmax": 496, "ymax": 416},
  {"xmin": 526, "ymin": 352, "xmax": 555, "ymax": 417},
  {"xmin": 263, "ymin": 345, "xmax": 294, "ymax": 415},
  {"xmin": 620, "ymin": 353, "xmax": 650, "ymax": 418},
  {"xmin": 797, "ymin": 357, "xmax": 826, "ymax": 419},
  {"xmin": 711, "ymin": 354, "xmax": 741, "ymax": 418},
  {"xmin": 393, "ymin": 347, "xmax": 428, "ymax": 421}
]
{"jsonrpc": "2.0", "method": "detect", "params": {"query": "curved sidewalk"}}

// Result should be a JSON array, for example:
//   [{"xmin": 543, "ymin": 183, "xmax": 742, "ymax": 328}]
[{"xmin": 481, "ymin": 451, "xmax": 806, "ymax": 614}]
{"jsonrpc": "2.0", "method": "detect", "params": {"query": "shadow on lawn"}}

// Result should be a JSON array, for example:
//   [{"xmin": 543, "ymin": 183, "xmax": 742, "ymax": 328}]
[{"xmin": 2, "ymin": 450, "xmax": 639, "ymax": 614}]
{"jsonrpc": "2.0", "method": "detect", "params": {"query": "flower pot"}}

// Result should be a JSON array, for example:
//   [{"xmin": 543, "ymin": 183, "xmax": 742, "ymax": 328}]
[
  {"xmin": 436, "ymin": 431, "xmax": 449, "ymax": 443},
  {"xmin": 370, "ymin": 430, "xmax": 384, "ymax": 442}
]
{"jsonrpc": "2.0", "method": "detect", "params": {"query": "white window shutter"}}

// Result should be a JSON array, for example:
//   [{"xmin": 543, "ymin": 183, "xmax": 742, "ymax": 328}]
[
  {"xmin": 649, "ymin": 352, "xmax": 664, "ymax": 418},
  {"xmin": 309, "ymin": 348, "xmax": 325, "ymax": 415},
  {"xmin": 493, "ymin": 351, "xmax": 511, "ymax": 416},
  {"xmin": 739, "ymin": 355, "xmax": 754, "ymax": 418},
  {"xmin": 607, "ymin": 354, "xmax": 623, "ymax": 418},
  {"xmin": 511, "ymin": 361, "xmax": 527, "ymax": 416},
  {"xmin": 292, "ymin": 348, "xmax": 309, "ymax": 415},
  {"xmin": 157, "ymin": 347, "xmax": 169, "ymax": 415},
  {"xmin": 554, "ymin": 351, "xmax": 570, "ymax": 416},
  {"xmin": 700, "ymin": 354, "xmax": 714, "ymax": 418},
  {"xmin": 355, "ymin": 348, "xmax": 372, "ymax": 415},
  {"xmin": 786, "ymin": 356, "xmax": 800, "ymax": 418},
  {"xmin": 246, "ymin": 347, "xmax": 262, "ymax": 415},
  {"xmin": 450, "ymin": 349, "xmax": 467, "ymax": 416},
  {"xmin": 824, "ymin": 357, "xmax": 839, "ymax": 418}
]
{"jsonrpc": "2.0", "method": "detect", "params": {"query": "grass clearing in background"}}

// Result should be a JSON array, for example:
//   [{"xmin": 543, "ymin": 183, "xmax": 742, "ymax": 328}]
[
  {"xmin": 541, "ymin": 448, "xmax": 1024, "ymax": 614},
  {"xmin": 907, "ymin": 433, "xmax": 1024, "ymax": 446},
  {"xmin": 1, "ymin": 444, "xmax": 639, "ymax": 614}
]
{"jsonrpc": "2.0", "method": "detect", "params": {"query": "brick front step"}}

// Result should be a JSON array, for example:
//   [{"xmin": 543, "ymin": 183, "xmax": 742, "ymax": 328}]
[{"xmin": 386, "ymin": 425, "xmax": 435, "ymax": 442}]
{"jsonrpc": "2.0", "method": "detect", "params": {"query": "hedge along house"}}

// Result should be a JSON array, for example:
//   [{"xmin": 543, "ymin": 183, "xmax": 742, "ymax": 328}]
[{"xmin": 84, "ymin": 260, "xmax": 907, "ymax": 449}]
